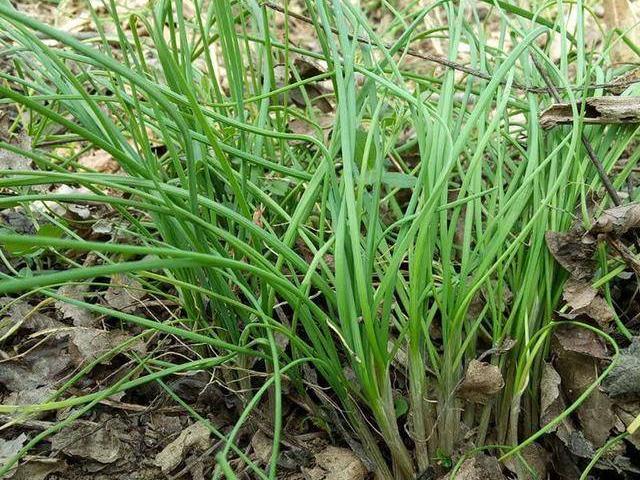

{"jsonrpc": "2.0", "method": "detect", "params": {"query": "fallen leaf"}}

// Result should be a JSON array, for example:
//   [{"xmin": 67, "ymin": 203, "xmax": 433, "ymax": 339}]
[
  {"xmin": 546, "ymin": 229, "xmax": 616, "ymax": 327},
  {"xmin": 561, "ymin": 278, "xmax": 615, "ymax": 327},
  {"xmin": 0, "ymin": 298, "xmax": 62, "ymax": 341},
  {"xmin": 288, "ymin": 113, "xmax": 334, "ymax": 142},
  {"xmin": 604, "ymin": 337, "xmax": 640, "ymax": 397},
  {"xmin": 290, "ymin": 84, "xmax": 333, "ymax": 113},
  {"xmin": 457, "ymin": 359, "xmax": 504, "ymax": 404},
  {"xmin": 67, "ymin": 203, "xmax": 91, "ymax": 220},
  {"xmin": 553, "ymin": 324, "xmax": 608, "ymax": 359},
  {"xmin": 478, "ymin": 337, "xmax": 516, "ymax": 362},
  {"xmin": 540, "ymin": 97, "xmax": 640, "ymax": 129},
  {"xmin": 31, "ymin": 185, "xmax": 94, "ymax": 218},
  {"xmin": 78, "ymin": 150, "xmax": 120, "ymax": 173},
  {"xmin": 302, "ymin": 446, "xmax": 367, "ymax": 480},
  {"xmin": 545, "ymin": 230, "xmax": 596, "ymax": 280},
  {"xmin": 442, "ymin": 454, "xmax": 504, "ymax": 480},
  {"xmin": 91, "ymin": 218, "xmax": 116, "ymax": 236},
  {"xmin": 548, "ymin": 437, "xmax": 583, "ymax": 477},
  {"xmin": 599, "ymin": 454, "xmax": 640, "ymax": 475},
  {"xmin": 155, "ymin": 421, "xmax": 210, "ymax": 474},
  {"xmin": 565, "ymin": 430, "xmax": 596, "ymax": 458},
  {"xmin": 104, "ymin": 274, "xmax": 145, "ymax": 313},
  {"xmin": 188, "ymin": 458, "xmax": 206, "ymax": 480},
  {"xmin": 7, "ymin": 458, "xmax": 66, "ymax": 480},
  {"xmin": 613, "ymin": 399, "xmax": 640, "ymax": 448},
  {"xmin": 590, "ymin": 203, "xmax": 640, "ymax": 236},
  {"xmin": 144, "ymin": 414, "xmax": 184, "ymax": 448},
  {"xmin": 167, "ymin": 371, "xmax": 210, "ymax": 404},
  {"xmin": 294, "ymin": 57, "xmax": 328, "ymax": 79},
  {"xmin": 251, "ymin": 430, "xmax": 273, "ymax": 465},
  {"xmin": 0, "ymin": 344, "xmax": 73, "ymax": 406},
  {"xmin": 273, "ymin": 63, "xmax": 333, "ymax": 113},
  {"xmin": 540, "ymin": 362, "xmax": 567, "ymax": 429},
  {"xmin": 576, "ymin": 387, "xmax": 615, "ymax": 447},
  {"xmin": 553, "ymin": 326, "xmax": 615, "ymax": 447},
  {"xmin": 0, "ymin": 434, "xmax": 27, "ymax": 467},
  {"xmin": 67, "ymin": 327, "xmax": 146, "ymax": 366},
  {"xmin": 56, "ymin": 284, "xmax": 98, "ymax": 327},
  {"xmin": 51, "ymin": 420, "xmax": 123, "ymax": 464},
  {"xmin": 504, "ymin": 443, "xmax": 551, "ymax": 480},
  {"xmin": 0, "ymin": 209, "xmax": 36, "ymax": 235},
  {"xmin": 563, "ymin": 277, "xmax": 598, "ymax": 310}
]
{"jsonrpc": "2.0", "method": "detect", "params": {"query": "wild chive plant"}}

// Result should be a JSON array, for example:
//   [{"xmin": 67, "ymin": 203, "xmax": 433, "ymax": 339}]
[{"xmin": 0, "ymin": 0, "xmax": 638, "ymax": 478}]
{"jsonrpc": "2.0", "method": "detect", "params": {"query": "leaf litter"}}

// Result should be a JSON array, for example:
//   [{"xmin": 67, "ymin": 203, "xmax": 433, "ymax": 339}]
[
  {"xmin": 441, "ymin": 454, "xmax": 504, "ymax": 480},
  {"xmin": 456, "ymin": 359, "xmax": 504, "ymax": 404},
  {"xmin": 56, "ymin": 284, "xmax": 99, "ymax": 328},
  {"xmin": 302, "ymin": 446, "xmax": 368, "ymax": 480},
  {"xmin": 604, "ymin": 337, "xmax": 640, "ymax": 397},
  {"xmin": 4, "ymin": 1, "xmax": 640, "ymax": 479},
  {"xmin": 551, "ymin": 332, "xmax": 614, "ymax": 449},
  {"xmin": 544, "ymin": 202, "xmax": 640, "ymax": 473},
  {"xmin": 50, "ymin": 419, "xmax": 125, "ymax": 464},
  {"xmin": 154, "ymin": 421, "xmax": 210, "ymax": 474}
]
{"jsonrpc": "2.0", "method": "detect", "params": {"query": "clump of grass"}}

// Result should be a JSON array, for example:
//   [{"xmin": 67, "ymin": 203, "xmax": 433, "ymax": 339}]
[{"xmin": 0, "ymin": 0, "xmax": 638, "ymax": 478}]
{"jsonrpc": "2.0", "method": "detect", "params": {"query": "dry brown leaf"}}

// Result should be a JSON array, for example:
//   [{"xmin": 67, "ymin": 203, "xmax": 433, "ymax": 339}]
[
  {"xmin": 553, "ymin": 325, "xmax": 609, "ymax": 359},
  {"xmin": 288, "ymin": 113, "xmax": 334, "ymax": 142},
  {"xmin": 578, "ymin": 394, "xmax": 615, "ymax": 447},
  {"xmin": 614, "ymin": 399, "xmax": 640, "ymax": 448},
  {"xmin": 0, "ymin": 344, "xmax": 73, "ymax": 406},
  {"xmin": 67, "ymin": 327, "xmax": 145, "ymax": 366},
  {"xmin": 290, "ymin": 84, "xmax": 333, "ymax": 113},
  {"xmin": 604, "ymin": 337, "xmax": 640, "ymax": 397},
  {"xmin": 504, "ymin": 443, "xmax": 551, "ymax": 480},
  {"xmin": 294, "ymin": 57, "xmax": 328, "ymax": 79},
  {"xmin": 56, "ymin": 284, "xmax": 98, "ymax": 328},
  {"xmin": 603, "ymin": 0, "xmax": 640, "ymax": 64},
  {"xmin": 563, "ymin": 430, "xmax": 596, "ymax": 458},
  {"xmin": 302, "ymin": 446, "xmax": 367, "ymax": 480},
  {"xmin": 0, "ymin": 298, "xmax": 62, "ymax": 341},
  {"xmin": 540, "ymin": 362, "xmax": 566, "ymax": 428},
  {"xmin": 540, "ymin": 365, "xmax": 597, "ymax": 459},
  {"xmin": 0, "ymin": 434, "xmax": 27, "ymax": 469},
  {"xmin": 104, "ymin": 274, "xmax": 145, "ymax": 312},
  {"xmin": 155, "ymin": 421, "xmax": 210, "ymax": 474},
  {"xmin": 545, "ymin": 230, "xmax": 596, "ymax": 280},
  {"xmin": 545, "ymin": 229, "xmax": 616, "ymax": 327},
  {"xmin": 561, "ymin": 278, "xmax": 615, "ymax": 327},
  {"xmin": 273, "ymin": 61, "xmax": 333, "ymax": 114},
  {"xmin": 540, "ymin": 97, "xmax": 640, "ymax": 129},
  {"xmin": 441, "ymin": 454, "xmax": 504, "ymax": 480},
  {"xmin": 457, "ymin": 359, "xmax": 504, "ymax": 404},
  {"xmin": 78, "ymin": 150, "xmax": 120, "ymax": 173},
  {"xmin": 250, "ymin": 430, "xmax": 273, "ymax": 465},
  {"xmin": 563, "ymin": 277, "xmax": 598, "ymax": 311},
  {"xmin": 7, "ymin": 458, "xmax": 67, "ymax": 480},
  {"xmin": 590, "ymin": 203, "xmax": 640, "ymax": 236},
  {"xmin": 553, "ymin": 326, "xmax": 614, "ymax": 447},
  {"xmin": 51, "ymin": 421, "xmax": 124, "ymax": 464}
]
